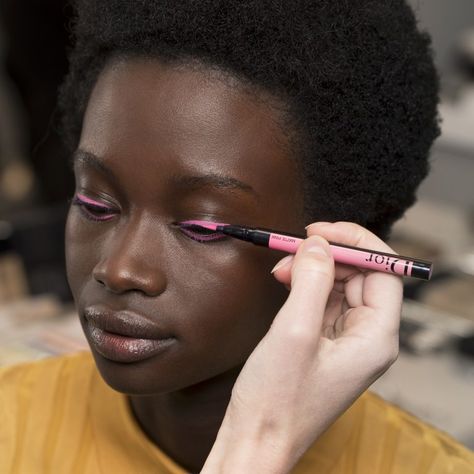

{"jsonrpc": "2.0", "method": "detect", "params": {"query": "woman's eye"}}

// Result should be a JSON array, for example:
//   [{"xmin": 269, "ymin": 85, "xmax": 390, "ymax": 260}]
[
  {"xmin": 71, "ymin": 193, "xmax": 117, "ymax": 222},
  {"xmin": 174, "ymin": 222, "xmax": 227, "ymax": 243}
]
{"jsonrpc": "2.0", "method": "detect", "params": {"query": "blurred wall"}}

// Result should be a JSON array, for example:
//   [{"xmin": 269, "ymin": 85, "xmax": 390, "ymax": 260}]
[{"xmin": 409, "ymin": 0, "xmax": 474, "ymax": 72}]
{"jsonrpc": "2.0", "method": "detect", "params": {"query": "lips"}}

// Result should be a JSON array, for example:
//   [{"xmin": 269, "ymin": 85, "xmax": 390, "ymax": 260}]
[{"xmin": 83, "ymin": 305, "xmax": 176, "ymax": 363}]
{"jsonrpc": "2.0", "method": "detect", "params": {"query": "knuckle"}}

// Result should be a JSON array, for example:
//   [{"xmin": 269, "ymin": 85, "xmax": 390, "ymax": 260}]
[
  {"xmin": 310, "ymin": 252, "xmax": 333, "ymax": 270},
  {"xmin": 334, "ymin": 221, "xmax": 365, "ymax": 245},
  {"xmin": 294, "ymin": 263, "xmax": 334, "ymax": 283},
  {"xmin": 306, "ymin": 250, "xmax": 331, "ymax": 265}
]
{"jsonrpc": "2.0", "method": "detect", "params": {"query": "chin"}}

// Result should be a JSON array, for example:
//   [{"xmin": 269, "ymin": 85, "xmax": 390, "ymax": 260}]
[
  {"xmin": 90, "ymin": 350, "xmax": 188, "ymax": 395},
  {"xmin": 90, "ymin": 349, "xmax": 240, "ymax": 396}
]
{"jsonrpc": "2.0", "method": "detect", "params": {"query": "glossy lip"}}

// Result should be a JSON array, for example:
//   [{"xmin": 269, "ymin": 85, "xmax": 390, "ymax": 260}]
[{"xmin": 83, "ymin": 305, "xmax": 176, "ymax": 363}]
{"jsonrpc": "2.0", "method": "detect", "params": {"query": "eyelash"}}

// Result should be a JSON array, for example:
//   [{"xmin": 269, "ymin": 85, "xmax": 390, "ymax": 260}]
[
  {"xmin": 174, "ymin": 223, "xmax": 226, "ymax": 243},
  {"xmin": 70, "ymin": 194, "xmax": 227, "ymax": 243},
  {"xmin": 71, "ymin": 194, "xmax": 116, "ymax": 222}
]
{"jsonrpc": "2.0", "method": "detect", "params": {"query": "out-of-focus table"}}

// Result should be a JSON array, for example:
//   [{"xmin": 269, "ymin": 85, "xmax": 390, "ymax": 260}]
[{"xmin": 0, "ymin": 294, "xmax": 88, "ymax": 366}]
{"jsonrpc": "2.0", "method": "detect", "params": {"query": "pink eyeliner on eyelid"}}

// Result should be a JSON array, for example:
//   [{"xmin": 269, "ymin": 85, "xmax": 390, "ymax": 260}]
[
  {"xmin": 178, "ymin": 220, "xmax": 229, "ymax": 230},
  {"xmin": 176, "ymin": 220, "xmax": 229, "ymax": 242},
  {"xmin": 76, "ymin": 193, "xmax": 111, "ymax": 208}
]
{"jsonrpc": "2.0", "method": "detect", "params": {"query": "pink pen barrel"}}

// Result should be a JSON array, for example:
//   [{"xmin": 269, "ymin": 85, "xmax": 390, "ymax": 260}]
[
  {"xmin": 178, "ymin": 223, "xmax": 432, "ymax": 281},
  {"xmin": 268, "ymin": 233, "xmax": 302, "ymax": 253},
  {"xmin": 268, "ymin": 233, "xmax": 431, "ymax": 280},
  {"xmin": 330, "ymin": 245, "xmax": 414, "ymax": 277}
]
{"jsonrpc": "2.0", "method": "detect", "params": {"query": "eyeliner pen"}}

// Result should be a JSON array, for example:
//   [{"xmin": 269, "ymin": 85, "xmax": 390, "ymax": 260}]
[{"xmin": 180, "ymin": 221, "xmax": 433, "ymax": 281}]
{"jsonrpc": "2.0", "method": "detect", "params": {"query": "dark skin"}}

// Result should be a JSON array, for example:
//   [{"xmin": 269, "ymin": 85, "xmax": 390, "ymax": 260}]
[{"xmin": 65, "ymin": 57, "xmax": 307, "ymax": 472}]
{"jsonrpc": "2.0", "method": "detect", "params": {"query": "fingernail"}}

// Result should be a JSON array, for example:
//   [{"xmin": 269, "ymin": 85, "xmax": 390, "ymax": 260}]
[
  {"xmin": 304, "ymin": 237, "xmax": 330, "ymax": 255},
  {"xmin": 305, "ymin": 221, "xmax": 331, "ymax": 230},
  {"xmin": 270, "ymin": 255, "xmax": 294, "ymax": 273}
]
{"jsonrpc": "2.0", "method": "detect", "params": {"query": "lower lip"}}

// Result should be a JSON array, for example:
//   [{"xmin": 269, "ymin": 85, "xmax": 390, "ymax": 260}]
[{"xmin": 88, "ymin": 326, "xmax": 175, "ymax": 363}]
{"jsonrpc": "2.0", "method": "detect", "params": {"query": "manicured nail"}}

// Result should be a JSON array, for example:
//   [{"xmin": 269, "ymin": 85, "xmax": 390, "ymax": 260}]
[
  {"xmin": 305, "ymin": 221, "xmax": 331, "ymax": 230},
  {"xmin": 270, "ymin": 255, "xmax": 293, "ymax": 273}
]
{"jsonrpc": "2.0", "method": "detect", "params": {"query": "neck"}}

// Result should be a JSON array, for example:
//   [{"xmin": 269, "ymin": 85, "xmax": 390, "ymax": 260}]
[{"xmin": 128, "ymin": 365, "xmax": 242, "ymax": 473}]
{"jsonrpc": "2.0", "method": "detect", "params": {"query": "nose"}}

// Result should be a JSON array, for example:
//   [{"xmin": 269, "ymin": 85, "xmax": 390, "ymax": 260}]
[{"xmin": 92, "ymin": 216, "xmax": 167, "ymax": 296}]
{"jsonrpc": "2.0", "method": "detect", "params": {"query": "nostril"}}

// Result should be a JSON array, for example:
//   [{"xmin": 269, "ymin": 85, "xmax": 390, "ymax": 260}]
[
  {"xmin": 93, "ymin": 268, "xmax": 109, "ymax": 289},
  {"xmin": 92, "ymin": 268, "xmax": 105, "ymax": 285},
  {"xmin": 92, "ymin": 250, "xmax": 167, "ymax": 296}
]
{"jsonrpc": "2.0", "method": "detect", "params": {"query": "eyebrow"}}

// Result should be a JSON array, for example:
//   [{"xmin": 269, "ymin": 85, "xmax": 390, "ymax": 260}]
[
  {"xmin": 71, "ymin": 150, "xmax": 118, "ymax": 183},
  {"xmin": 71, "ymin": 149, "xmax": 260, "ymax": 200}
]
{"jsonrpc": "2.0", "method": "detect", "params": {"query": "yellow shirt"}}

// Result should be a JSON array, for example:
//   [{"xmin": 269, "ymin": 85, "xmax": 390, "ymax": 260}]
[{"xmin": 1, "ymin": 352, "xmax": 473, "ymax": 473}]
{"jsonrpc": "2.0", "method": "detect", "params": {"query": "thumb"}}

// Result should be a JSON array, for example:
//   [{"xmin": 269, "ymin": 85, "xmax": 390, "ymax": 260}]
[{"xmin": 275, "ymin": 235, "xmax": 335, "ymax": 329}]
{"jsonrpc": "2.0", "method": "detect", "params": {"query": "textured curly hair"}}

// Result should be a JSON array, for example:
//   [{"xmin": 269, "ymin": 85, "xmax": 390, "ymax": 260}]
[{"xmin": 59, "ymin": 0, "xmax": 440, "ymax": 238}]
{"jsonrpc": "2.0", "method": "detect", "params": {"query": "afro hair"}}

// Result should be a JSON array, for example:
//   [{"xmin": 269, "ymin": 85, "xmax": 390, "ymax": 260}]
[{"xmin": 59, "ymin": 0, "xmax": 440, "ymax": 238}]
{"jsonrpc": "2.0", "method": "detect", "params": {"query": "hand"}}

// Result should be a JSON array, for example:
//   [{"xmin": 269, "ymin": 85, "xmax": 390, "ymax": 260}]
[{"xmin": 202, "ymin": 222, "xmax": 402, "ymax": 474}]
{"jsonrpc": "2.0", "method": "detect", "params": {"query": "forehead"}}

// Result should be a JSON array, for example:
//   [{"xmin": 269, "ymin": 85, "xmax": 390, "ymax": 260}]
[{"xmin": 79, "ymin": 57, "xmax": 304, "ymax": 222}]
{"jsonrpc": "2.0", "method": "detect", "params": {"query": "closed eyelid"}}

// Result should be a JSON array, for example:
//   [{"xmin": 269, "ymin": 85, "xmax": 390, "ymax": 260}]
[
  {"xmin": 75, "ymin": 193, "xmax": 113, "ymax": 208},
  {"xmin": 72, "ymin": 193, "xmax": 117, "ymax": 222},
  {"xmin": 175, "ymin": 222, "xmax": 228, "ymax": 243},
  {"xmin": 73, "ymin": 196, "xmax": 227, "ymax": 243}
]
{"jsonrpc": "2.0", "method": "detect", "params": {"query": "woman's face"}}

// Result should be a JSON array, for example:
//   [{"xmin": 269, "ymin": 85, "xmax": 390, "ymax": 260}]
[{"xmin": 65, "ymin": 57, "xmax": 306, "ymax": 395}]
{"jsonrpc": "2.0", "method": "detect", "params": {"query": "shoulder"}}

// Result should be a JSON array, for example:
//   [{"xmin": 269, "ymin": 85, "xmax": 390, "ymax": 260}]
[
  {"xmin": 0, "ymin": 351, "xmax": 94, "ymax": 390},
  {"xmin": 0, "ymin": 350, "xmax": 95, "ymax": 408},
  {"xmin": 357, "ymin": 391, "xmax": 474, "ymax": 473},
  {"xmin": 361, "ymin": 391, "xmax": 474, "ymax": 464},
  {"xmin": 0, "ymin": 352, "xmax": 188, "ymax": 473},
  {"xmin": 0, "ymin": 351, "xmax": 95, "ymax": 423},
  {"xmin": 296, "ymin": 390, "xmax": 474, "ymax": 474},
  {"xmin": 0, "ymin": 352, "xmax": 99, "ymax": 472}
]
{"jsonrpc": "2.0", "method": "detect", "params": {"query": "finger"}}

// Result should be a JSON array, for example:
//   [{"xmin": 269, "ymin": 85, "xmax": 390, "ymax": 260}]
[
  {"xmin": 272, "ymin": 221, "xmax": 390, "ymax": 285},
  {"xmin": 306, "ymin": 221, "xmax": 402, "ymax": 330},
  {"xmin": 271, "ymin": 255, "xmax": 293, "ymax": 291},
  {"xmin": 306, "ymin": 221, "xmax": 394, "ymax": 253},
  {"xmin": 343, "ymin": 272, "xmax": 365, "ymax": 308},
  {"xmin": 307, "ymin": 222, "xmax": 395, "ymax": 282},
  {"xmin": 272, "ymin": 235, "xmax": 335, "ymax": 334},
  {"xmin": 271, "ymin": 255, "xmax": 293, "ymax": 277}
]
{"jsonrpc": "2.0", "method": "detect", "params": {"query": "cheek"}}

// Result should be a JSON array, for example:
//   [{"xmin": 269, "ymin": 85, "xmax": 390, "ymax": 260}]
[
  {"xmin": 65, "ymin": 209, "xmax": 98, "ymax": 299},
  {"xmin": 177, "ymin": 245, "xmax": 288, "ymax": 364}
]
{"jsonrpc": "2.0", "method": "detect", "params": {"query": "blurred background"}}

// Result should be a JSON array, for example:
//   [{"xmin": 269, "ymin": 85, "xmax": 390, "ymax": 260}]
[{"xmin": 0, "ymin": 0, "xmax": 473, "ymax": 448}]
